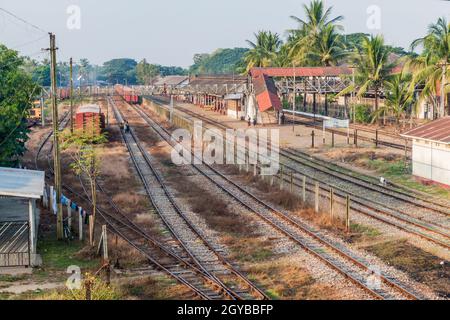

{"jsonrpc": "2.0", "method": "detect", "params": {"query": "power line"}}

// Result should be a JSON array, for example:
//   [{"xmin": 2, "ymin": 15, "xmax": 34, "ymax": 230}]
[
  {"xmin": 0, "ymin": 7, "xmax": 48, "ymax": 34},
  {"xmin": 10, "ymin": 34, "xmax": 48, "ymax": 50}
]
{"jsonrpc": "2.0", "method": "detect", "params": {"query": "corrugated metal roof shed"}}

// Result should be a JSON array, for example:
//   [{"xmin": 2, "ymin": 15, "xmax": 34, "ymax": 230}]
[
  {"xmin": 154, "ymin": 76, "xmax": 189, "ymax": 87},
  {"xmin": 401, "ymin": 117, "xmax": 450, "ymax": 144},
  {"xmin": 0, "ymin": 168, "xmax": 45, "ymax": 199},
  {"xmin": 184, "ymin": 75, "xmax": 248, "ymax": 96}
]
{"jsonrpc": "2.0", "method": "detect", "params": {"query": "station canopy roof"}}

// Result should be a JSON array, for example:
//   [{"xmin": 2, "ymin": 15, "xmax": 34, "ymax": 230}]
[
  {"xmin": 250, "ymin": 67, "xmax": 353, "ymax": 78},
  {"xmin": 154, "ymin": 76, "xmax": 189, "ymax": 87},
  {"xmin": 183, "ymin": 75, "xmax": 248, "ymax": 96},
  {"xmin": 0, "ymin": 167, "xmax": 45, "ymax": 199},
  {"xmin": 401, "ymin": 117, "xmax": 450, "ymax": 144}
]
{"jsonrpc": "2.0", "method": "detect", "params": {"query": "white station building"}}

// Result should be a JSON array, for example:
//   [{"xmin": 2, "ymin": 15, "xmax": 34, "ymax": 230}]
[{"xmin": 401, "ymin": 117, "xmax": 450, "ymax": 187}]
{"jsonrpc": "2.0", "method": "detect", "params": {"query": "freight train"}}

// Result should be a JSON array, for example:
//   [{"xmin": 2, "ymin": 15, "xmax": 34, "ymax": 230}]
[
  {"xmin": 114, "ymin": 84, "xmax": 141, "ymax": 104},
  {"xmin": 75, "ymin": 104, "xmax": 106, "ymax": 135}
]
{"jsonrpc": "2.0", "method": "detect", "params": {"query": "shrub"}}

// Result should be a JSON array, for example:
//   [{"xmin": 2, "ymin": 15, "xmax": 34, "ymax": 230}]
[{"xmin": 352, "ymin": 104, "xmax": 372, "ymax": 123}]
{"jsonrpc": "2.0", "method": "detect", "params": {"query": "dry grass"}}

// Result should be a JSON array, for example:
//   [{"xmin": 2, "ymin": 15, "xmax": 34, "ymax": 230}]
[
  {"xmin": 245, "ymin": 259, "xmax": 341, "ymax": 300},
  {"xmin": 222, "ymin": 236, "xmax": 274, "ymax": 263},
  {"xmin": 165, "ymin": 168, "xmax": 257, "ymax": 237},
  {"xmin": 100, "ymin": 147, "xmax": 130, "ymax": 181},
  {"xmin": 365, "ymin": 240, "xmax": 449, "ymax": 298},
  {"xmin": 117, "ymin": 275, "xmax": 194, "ymax": 300},
  {"xmin": 108, "ymin": 237, "xmax": 149, "ymax": 269}
]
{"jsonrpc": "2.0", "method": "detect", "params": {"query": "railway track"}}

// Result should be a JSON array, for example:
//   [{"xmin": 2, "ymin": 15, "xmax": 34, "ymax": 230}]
[
  {"xmin": 34, "ymin": 112, "xmax": 70, "ymax": 170},
  {"xmin": 34, "ymin": 104, "xmax": 259, "ymax": 300},
  {"xmin": 284, "ymin": 112, "xmax": 411, "ymax": 151},
  {"xmin": 126, "ymin": 99, "xmax": 428, "ymax": 300},
  {"xmin": 110, "ymin": 97, "xmax": 268, "ymax": 300},
  {"xmin": 146, "ymin": 97, "xmax": 450, "ymax": 250}
]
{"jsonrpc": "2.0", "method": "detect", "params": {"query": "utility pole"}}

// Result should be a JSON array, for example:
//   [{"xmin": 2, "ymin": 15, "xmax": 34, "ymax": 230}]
[
  {"xmin": 70, "ymin": 57, "xmax": 74, "ymax": 133},
  {"xmin": 48, "ymin": 33, "xmax": 64, "ymax": 240},
  {"xmin": 292, "ymin": 64, "xmax": 296, "ymax": 132}
]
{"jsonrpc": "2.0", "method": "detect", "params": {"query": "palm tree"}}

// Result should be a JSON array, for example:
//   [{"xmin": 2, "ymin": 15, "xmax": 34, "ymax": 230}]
[
  {"xmin": 288, "ymin": 0, "xmax": 344, "ymax": 65},
  {"xmin": 244, "ymin": 31, "xmax": 282, "ymax": 72},
  {"xmin": 307, "ymin": 24, "xmax": 346, "ymax": 66},
  {"xmin": 340, "ymin": 35, "xmax": 396, "ymax": 122},
  {"xmin": 372, "ymin": 71, "xmax": 415, "ymax": 127},
  {"xmin": 272, "ymin": 44, "xmax": 292, "ymax": 67},
  {"xmin": 79, "ymin": 58, "xmax": 91, "ymax": 85},
  {"xmin": 410, "ymin": 17, "xmax": 450, "ymax": 118}
]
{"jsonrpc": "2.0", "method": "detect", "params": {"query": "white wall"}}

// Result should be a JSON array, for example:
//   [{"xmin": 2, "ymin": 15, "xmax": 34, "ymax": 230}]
[{"xmin": 412, "ymin": 140, "xmax": 450, "ymax": 186}]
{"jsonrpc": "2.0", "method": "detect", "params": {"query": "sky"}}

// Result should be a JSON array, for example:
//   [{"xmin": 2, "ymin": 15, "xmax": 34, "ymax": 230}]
[{"xmin": 0, "ymin": 0, "xmax": 449, "ymax": 67}]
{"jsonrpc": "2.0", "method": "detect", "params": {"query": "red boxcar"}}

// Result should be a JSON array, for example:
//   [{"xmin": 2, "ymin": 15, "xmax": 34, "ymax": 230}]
[
  {"xmin": 75, "ymin": 104, "xmax": 106, "ymax": 135},
  {"xmin": 59, "ymin": 88, "xmax": 70, "ymax": 100},
  {"xmin": 114, "ymin": 84, "xmax": 141, "ymax": 104}
]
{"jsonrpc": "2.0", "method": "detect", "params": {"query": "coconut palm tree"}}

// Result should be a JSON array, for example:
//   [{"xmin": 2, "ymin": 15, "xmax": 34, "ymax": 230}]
[
  {"xmin": 307, "ymin": 24, "xmax": 346, "ymax": 66},
  {"xmin": 410, "ymin": 17, "xmax": 450, "ymax": 117},
  {"xmin": 339, "ymin": 35, "xmax": 396, "ymax": 122},
  {"xmin": 372, "ymin": 71, "xmax": 415, "ymax": 127},
  {"xmin": 244, "ymin": 31, "xmax": 282, "ymax": 72},
  {"xmin": 288, "ymin": 0, "xmax": 344, "ymax": 65}
]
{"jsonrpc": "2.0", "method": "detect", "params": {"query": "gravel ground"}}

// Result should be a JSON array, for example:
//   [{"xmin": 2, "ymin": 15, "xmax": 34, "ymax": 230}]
[{"xmin": 132, "ymin": 101, "xmax": 446, "ymax": 300}]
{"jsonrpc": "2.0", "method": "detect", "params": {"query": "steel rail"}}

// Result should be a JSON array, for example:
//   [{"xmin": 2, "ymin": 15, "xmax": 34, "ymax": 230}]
[
  {"xmin": 130, "ymin": 100, "xmax": 426, "ymax": 300},
  {"xmin": 111, "ymin": 97, "xmax": 268, "ymax": 300}
]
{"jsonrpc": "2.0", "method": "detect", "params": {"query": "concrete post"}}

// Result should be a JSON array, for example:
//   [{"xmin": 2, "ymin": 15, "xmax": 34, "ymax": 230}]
[
  {"xmin": 49, "ymin": 186, "xmax": 54, "ymax": 214},
  {"xmin": 330, "ymin": 188, "xmax": 335, "ymax": 220},
  {"xmin": 68, "ymin": 202, "xmax": 72, "ymax": 230},
  {"xmin": 315, "ymin": 182, "xmax": 320, "ymax": 213},
  {"xmin": 28, "ymin": 199, "xmax": 36, "ymax": 255},
  {"xmin": 102, "ymin": 225, "xmax": 109, "ymax": 262},
  {"xmin": 346, "ymin": 195, "xmax": 351, "ymax": 233},
  {"xmin": 79, "ymin": 207, "xmax": 83, "ymax": 241},
  {"xmin": 280, "ymin": 166, "xmax": 284, "ymax": 190},
  {"xmin": 302, "ymin": 176, "xmax": 306, "ymax": 203},
  {"xmin": 290, "ymin": 172, "xmax": 294, "ymax": 193}
]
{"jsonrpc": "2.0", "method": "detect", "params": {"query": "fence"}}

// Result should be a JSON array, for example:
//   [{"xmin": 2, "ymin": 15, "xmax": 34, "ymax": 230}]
[{"xmin": 0, "ymin": 221, "xmax": 31, "ymax": 267}]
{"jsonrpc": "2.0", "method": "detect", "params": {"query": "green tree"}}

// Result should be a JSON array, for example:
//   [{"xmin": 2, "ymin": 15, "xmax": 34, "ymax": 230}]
[
  {"xmin": 100, "ymin": 58, "xmax": 137, "ymax": 85},
  {"xmin": 288, "ymin": 0, "xmax": 344, "ymax": 66},
  {"xmin": 340, "ymin": 35, "xmax": 396, "ymax": 120},
  {"xmin": 79, "ymin": 58, "xmax": 92, "ymax": 85},
  {"xmin": 372, "ymin": 71, "xmax": 415, "ymax": 126},
  {"xmin": 410, "ymin": 17, "xmax": 450, "ymax": 117},
  {"xmin": 307, "ymin": 24, "xmax": 346, "ymax": 66},
  {"xmin": 0, "ymin": 45, "xmax": 40, "ymax": 167},
  {"xmin": 190, "ymin": 48, "xmax": 249, "ymax": 74},
  {"xmin": 244, "ymin": 31, "xmax": 282, "ymax": 72},
  {"xmin": 61, "ymin": 130, "xmax": 107, "ymax": 246},
  {"xmin": 136, "ymin": 59, "xmax": 160, "ymax": 85}
]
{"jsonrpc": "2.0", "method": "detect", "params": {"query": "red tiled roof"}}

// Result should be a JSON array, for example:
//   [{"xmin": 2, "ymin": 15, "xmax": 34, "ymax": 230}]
[
  {"xmin": 401, "ymin": 117, "xmax": 450, "ymax": 144},
  {"xmin": 252, "ymin": 73, "xmax": 282, "ymax": 112}
]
